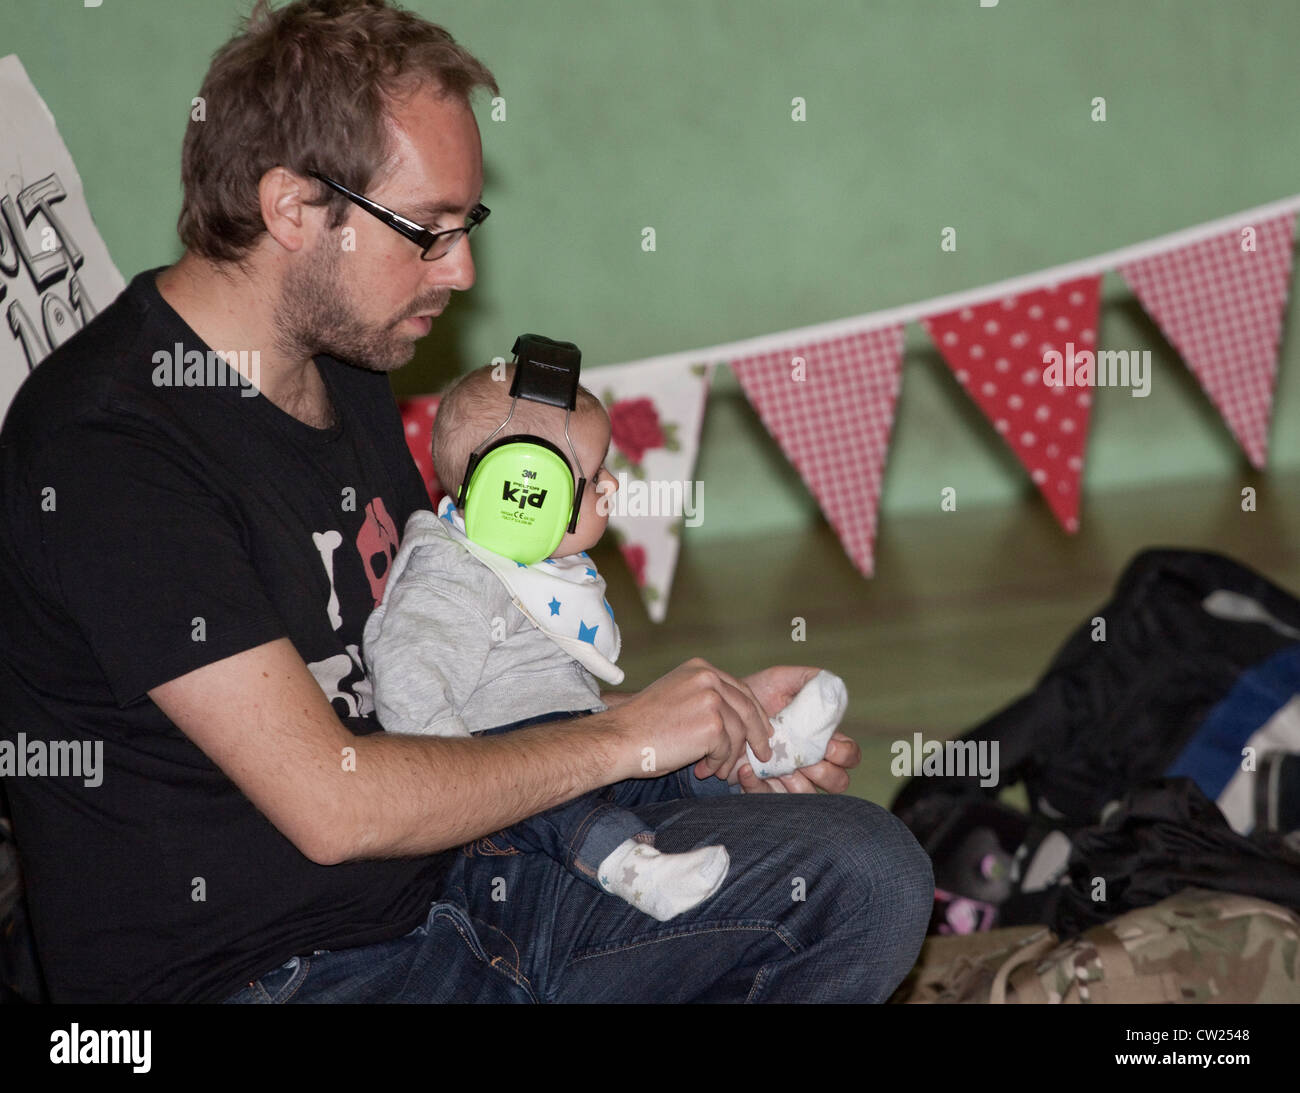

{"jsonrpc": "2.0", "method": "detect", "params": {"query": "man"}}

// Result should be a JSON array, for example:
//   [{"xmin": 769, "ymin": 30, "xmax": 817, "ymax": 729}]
[{"xmin": 0, "ymin": 0, "xmax": 932, "ymax": 1003}]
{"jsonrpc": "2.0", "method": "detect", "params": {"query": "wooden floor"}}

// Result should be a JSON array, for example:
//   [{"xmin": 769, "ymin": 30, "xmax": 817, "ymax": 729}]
[{"xmin": 590, "ymin": 470, "xmax": 1300, "ymax": 809}]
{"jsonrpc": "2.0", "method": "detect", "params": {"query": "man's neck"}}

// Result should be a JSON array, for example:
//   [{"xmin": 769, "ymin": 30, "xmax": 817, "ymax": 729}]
[{"xmin": 155, "ymin": 252, "xmax": 336, "ymax": 428}]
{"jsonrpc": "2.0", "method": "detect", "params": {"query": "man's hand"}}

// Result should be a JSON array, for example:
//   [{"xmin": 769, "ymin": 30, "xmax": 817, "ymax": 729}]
[
  {"xmin": 608, "ymin": 657, "xmax": 775, "ymax": 782},
  {"xmin": 742, "ymin": 664, "xmax": 821, "ymax": 717},
  {"xmin": 735, "ymin": 732, "xmax": 860, "ymax": 795},
  {"xmin": 734, "ymin": 665, "xmax": 861, "ymax": 795}
]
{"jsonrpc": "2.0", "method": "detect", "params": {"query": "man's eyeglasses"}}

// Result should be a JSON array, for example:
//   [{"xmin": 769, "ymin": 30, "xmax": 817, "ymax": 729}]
[{"xmin": 307, "ymin": 170, "xmax": 489, "ymax": 261}]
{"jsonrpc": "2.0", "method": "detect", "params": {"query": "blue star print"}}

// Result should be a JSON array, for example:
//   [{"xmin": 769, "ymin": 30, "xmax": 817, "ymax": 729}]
[{"xmin": 548, "ymin": 597, "xmax": 562, "ymax": 616}]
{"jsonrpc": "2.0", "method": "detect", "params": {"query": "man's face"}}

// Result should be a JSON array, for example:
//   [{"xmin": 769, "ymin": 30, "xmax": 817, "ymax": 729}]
[{"xmin": 279, "ymin": 86, "xmax": 485, "ymax": 372}]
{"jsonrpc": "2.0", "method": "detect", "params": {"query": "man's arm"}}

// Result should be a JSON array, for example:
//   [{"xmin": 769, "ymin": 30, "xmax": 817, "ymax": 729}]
[{"xmin": 150, "ymin": 639, "xmax": 775, "ymax": 865}]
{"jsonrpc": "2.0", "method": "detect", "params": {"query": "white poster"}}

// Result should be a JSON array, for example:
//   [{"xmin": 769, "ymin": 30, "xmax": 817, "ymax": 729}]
[{"xmin": 0, "ymin": 53, "xmax": 125, "ymax": 414}]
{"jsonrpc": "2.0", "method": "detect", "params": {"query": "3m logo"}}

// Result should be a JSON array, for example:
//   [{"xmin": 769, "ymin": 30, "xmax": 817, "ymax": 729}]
[{"xmin": 501, "ymin": 482, "xmax": 548, "ymax": 509}]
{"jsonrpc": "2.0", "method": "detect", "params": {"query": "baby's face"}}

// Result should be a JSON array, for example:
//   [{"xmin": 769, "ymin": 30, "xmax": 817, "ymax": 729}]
[{"xmin": 553, "ymin": 407, "xmax": 617, "ymax": 557}]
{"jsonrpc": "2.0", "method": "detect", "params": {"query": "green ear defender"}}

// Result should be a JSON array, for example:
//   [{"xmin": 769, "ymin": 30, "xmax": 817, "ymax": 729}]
[
  {"xmin": 455, "ymin": 334, "xmax": 588, "ymax": 565},
  {"xmin": 460, "ymin": 433, "xmax": 578, "ymax": 563}
]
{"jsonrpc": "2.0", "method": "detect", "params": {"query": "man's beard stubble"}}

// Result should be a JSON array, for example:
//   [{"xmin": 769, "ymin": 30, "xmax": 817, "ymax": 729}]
[{"xmin": 274, "ymin": 237, "xmax": 449, "ymax": 373}]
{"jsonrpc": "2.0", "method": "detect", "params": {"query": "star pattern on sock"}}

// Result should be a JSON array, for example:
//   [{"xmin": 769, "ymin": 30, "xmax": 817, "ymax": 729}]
[
  {"xmin": 548, "ymin": 596, "xmax": 561, "ymax": 616},
  {"xmin": 748, "ymin": 671, "xmax": 847, "ymax": 778}
]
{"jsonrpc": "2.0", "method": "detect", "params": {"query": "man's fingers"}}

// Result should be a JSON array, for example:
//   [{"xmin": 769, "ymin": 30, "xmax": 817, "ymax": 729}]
[
  {"xmin": 736, "ymin": 763, "xmax": 805, "ymax": 795},
  {"xmin": 713, "ymin": 694, "xmax": 761, "ymax": 780},
  {"xmin": 713, "ymin": 672, "xmax": 773, "ymax": 764},
  {"xmin": 823, "ymin": 732, "xmax": 861, "ymax": 771},
  {"xmin": 736, "ymin": 762, "xmax": 776, "ymax": 793},
  {"xmin": 778, "ymin": 770, "xmax": 814, "ymax": 793},
  {"xmin": 796, "ymin": 758, "xmax": 851, "ymax": 795}
]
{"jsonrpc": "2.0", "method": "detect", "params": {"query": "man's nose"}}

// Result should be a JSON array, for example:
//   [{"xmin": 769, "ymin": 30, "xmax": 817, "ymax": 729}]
[{"xmin": 432, "ymin": 236, "xmax": 476, "ymax": 292}]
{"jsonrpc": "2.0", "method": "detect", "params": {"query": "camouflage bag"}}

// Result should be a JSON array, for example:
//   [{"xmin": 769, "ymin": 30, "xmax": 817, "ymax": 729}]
[{"xmin": 900, "ymin": 887, "xmax": 1300, "ymax": 1003}]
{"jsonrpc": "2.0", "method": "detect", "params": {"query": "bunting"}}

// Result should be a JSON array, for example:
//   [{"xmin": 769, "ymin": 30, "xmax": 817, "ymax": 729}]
[
  {"xmin": 585, "ymin": 358, "xmax": 713, "ymax": 622},
  {"xmin": 390, "ymin": 194, "xmax": 1297, "ymax": 618},
  {"xmin": 923, "ymin": 277, "xmax": 1102, "ymax": 532},
  {"xmin": 1119, "ymin": 215, "xmax": 1295, "ymax": 469},
  {"xmin": 730, "ymin": 326, "xmax": 906, "ymax": 576}
]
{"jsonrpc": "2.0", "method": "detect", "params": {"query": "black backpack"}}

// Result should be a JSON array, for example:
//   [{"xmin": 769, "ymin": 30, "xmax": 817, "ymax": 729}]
[{"xmin": 892, "ymin": 549, "xmax": 1300, "ymax": 936}]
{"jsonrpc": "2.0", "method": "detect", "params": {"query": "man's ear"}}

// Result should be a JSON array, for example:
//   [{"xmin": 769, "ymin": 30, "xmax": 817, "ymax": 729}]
[{"xmin": 258, "ymin": 167, "xmax": 316, "ymax": 254}]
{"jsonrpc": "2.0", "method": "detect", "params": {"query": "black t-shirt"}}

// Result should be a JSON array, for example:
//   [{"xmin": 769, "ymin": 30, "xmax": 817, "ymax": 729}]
[{"xmin": 0, "ymin": 269, "xmax": 450, "ymax": 1002}]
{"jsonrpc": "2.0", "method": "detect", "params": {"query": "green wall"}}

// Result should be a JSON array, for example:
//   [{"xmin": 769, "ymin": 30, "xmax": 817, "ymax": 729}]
[{"xmin": 5, "ymin": 0, "xmax": 1297, "ymax": 539}]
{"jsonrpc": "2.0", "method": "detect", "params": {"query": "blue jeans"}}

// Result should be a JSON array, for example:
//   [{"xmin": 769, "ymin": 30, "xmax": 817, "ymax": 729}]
[
  {"xmin": 224, "ymin": 791, "xmax": 933, "ymax": 1003},
  {"xmin": 476, "ymin": 711, "xmax": 738, "ymax": 888}
]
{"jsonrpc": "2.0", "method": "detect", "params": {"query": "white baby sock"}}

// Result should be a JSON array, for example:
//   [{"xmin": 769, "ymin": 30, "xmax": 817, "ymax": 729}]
[
  {"xmin": 745, "ymin": 669, "xmax": 848, "ymax": 779},
  {"xmin": 598, "ymin": 839, "xmax": 730, "ymax": 922}
]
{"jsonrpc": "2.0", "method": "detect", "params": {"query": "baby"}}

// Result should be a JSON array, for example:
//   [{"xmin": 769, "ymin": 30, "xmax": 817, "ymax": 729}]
[{"xmin": 363, "ymin": 352, "xmax": 846, "ymax": 921}]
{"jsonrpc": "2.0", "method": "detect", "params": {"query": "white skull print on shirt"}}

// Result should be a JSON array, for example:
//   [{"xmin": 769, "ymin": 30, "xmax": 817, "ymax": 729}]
[{"xmin": 306, "ymin": 495, "xmax": 400, "ymax": 722}]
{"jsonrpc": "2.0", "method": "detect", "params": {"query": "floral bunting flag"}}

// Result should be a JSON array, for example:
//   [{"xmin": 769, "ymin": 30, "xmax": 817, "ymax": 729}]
[{"xmin": 585, "ymin": 358, "xmax": 714, "ymax": 622}]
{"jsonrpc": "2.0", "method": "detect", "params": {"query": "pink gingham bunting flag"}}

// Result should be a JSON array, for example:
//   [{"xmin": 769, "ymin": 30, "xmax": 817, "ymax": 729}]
[
  {"xmin": 730, "ymin": 326, "xmax": 906, "ymax": 577},
  {"xmin": 1119, "ymin": 214, "xmax": 1295, "ymax": 468}
]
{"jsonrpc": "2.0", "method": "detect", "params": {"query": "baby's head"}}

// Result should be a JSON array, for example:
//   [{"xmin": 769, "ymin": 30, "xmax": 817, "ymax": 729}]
[{"xmin": 431, "ymin": 363, "xmax": 617, "ymax": 558}]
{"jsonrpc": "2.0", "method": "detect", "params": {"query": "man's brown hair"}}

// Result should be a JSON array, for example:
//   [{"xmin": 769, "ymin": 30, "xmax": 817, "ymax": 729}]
[{"xmin": 178, "ymin": 0, "xmax": 498, "ymax": 262}]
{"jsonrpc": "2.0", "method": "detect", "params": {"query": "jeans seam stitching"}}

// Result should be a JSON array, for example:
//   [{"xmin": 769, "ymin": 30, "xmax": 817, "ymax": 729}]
[
  {"xmin": 568, "ymin": 921, "xmax": 801, "ymax": 965},
  {"xmin": 435, "ymin": 906, "xmax": 537, "ymax": 1001},
  {"xmin": 745, "ymin": 964, "xmax": 771, "ymax": 1004}
]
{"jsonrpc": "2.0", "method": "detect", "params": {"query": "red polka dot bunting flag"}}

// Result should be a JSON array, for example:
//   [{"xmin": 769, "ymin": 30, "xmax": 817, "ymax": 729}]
[
  {"xmin": 1118, "ymin": 215, "xmax": 1294, "ymax": 469},
  {"xmin": 730, "ymin": 326, "xmax": 906, "ymax": 576},
  {"xmin": 397, "ymin": 394, "xmax": 443, "ymax": 506},
  {"xmin": 922, "ymin": 276, "xmax": 1102, "ymax": 532}
]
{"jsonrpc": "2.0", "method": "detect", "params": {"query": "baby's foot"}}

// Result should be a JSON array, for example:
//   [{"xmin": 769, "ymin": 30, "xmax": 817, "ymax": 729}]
[
  {"xmin": 746, "ymin": 669, "xmax": 848, "ymax": 779},
  {"xmin": 598, "ymin": 839, "xmax": 729, "ymax": 922}
]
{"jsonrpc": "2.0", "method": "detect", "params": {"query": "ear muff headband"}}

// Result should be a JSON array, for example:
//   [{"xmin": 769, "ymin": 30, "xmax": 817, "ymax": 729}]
[{"xmin": 459, "ymin": 434, "xmax": 586, "ymax": 564}]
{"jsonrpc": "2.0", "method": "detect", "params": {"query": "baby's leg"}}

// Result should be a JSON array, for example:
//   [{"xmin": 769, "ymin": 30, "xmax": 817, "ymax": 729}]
[
  {"xmin": 474, "ymin": 720, "xmax": 729, "ymax": 921},
  {"xmin": 597, "ymin": 833, "xmax": 729, "ymax": 922},
  {"xmin": 495, "ymin": 797, "xmax": 728, "ymax": 923},
  {"xmin": 600, "ymin": 766, "xmax": 738, "ymax": 808}
]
